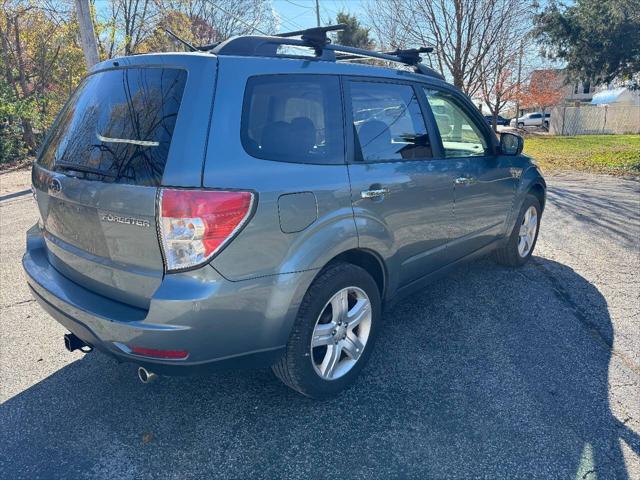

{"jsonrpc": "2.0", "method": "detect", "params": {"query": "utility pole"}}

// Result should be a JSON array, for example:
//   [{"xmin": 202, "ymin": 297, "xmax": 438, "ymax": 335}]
[
  {"xmin": 75, "ymin": 0, "xmax": 99, "ymax": 69},
  {"xmin": 514, "ymin": 40, "xmax": 524, "ymax": 122},
  {"xmin": 315, "ymin": 0, "xmax": 321, "ymax": 27}
]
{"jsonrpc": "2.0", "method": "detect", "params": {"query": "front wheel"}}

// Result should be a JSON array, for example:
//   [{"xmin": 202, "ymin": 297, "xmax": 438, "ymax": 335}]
[
  {"xmin": 494, "ymin": 194, "xmax": 541, "ymax": 267},
  {"xmin": 272, "ymin": 262, "xmax": 381, "ymax": 399}
]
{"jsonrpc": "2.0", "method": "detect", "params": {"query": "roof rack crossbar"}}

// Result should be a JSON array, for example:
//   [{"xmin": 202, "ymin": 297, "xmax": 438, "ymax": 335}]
[
  {"xmin": 211, "ymin": 24, "xmax": 444, "ymax": 80},
  {"xmin": 335, "ymin": 47, "xmax": 433, "ymax": 65},
  {"xmin": 275, "ymin": 24, "xmax": 346, "ymax": 51},
  {"xmin": 327, "ymin": 44, "xmax": 416, "ymax": 65}
]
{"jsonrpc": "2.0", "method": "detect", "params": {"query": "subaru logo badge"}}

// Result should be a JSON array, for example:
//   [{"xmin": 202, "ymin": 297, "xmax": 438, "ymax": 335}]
[{"xmin": 48, "ymin": 178, "xmax": 62, "ymax": 194}]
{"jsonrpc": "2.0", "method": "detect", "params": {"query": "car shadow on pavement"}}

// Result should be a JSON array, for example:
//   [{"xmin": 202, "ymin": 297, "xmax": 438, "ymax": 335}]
[
  {"xmin": 547, "ymin": 182, "xmax": 640, "ymax": 247},
  {"xmin": 1, "ymin": 257, "xmax": 638, "ymax": 479}
]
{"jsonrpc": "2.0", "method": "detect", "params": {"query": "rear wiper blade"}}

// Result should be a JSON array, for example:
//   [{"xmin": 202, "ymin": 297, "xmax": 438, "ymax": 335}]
[{"xmin": 54, "ymin": 162, "xmax": 117, "ymax": 178}]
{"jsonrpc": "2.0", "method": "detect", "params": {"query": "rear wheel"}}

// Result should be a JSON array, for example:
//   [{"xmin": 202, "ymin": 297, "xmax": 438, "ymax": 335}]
[
  {"xmin": 272, "ymin": 262, "xmax": 381, "ymax": 399},
  {"xmin": 494, "ymin": 194, "xmax": 541, "ymax": 267}
]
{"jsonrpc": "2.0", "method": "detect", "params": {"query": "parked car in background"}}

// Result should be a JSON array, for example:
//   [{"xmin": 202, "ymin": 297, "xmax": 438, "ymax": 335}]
[
  {"xmin": 484, "ymin": 114, "xmax": 511, "ymax": 126},
  {"xmin": 510, "ymin": 112, "xmax": 551, "ymax": 129},
  {"xmin": 23, "ymin": 26, "xmax": 546, "ymax": 399}
]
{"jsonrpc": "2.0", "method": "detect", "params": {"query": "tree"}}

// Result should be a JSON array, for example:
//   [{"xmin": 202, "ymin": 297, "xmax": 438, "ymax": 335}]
[
  {"xmin": 479, "ymin": 42, "xmax": 521, "ymax": 131},
  {"xmin": 534, "ymin": 0, "xmax": 640, "ymax": 83},
  {"xmin": 152, "ymin": 0, "xmax": 276, "ymax": 48},
  {"xmin": 335, "ymin": 12, "xmax": 373, "ymax": 49},
  {"xmin": 0, "ymin": 1, "xmax": 85, "ymax": 162},
  {"xmin": 518, "ymin": 69, "xmax": 564, "ymax": 117},
  {"xmin": 94, "ymin": 0, "xmax": 157, "ymax": 57},
  {"xmin": 366, "ymin": 0, "xmax": 532, "ymax": 96}
]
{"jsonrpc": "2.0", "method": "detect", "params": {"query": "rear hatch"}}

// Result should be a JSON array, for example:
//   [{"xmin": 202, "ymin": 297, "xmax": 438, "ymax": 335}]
[{"xmin": 32, "ymin": 55, "xmax": 217, "ymax": 309}]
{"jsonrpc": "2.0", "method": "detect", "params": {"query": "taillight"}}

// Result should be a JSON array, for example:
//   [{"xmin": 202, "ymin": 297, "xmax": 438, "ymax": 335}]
[{"xmin": 158, "ymin": 189, "xmax": 254, "ymax": 271}]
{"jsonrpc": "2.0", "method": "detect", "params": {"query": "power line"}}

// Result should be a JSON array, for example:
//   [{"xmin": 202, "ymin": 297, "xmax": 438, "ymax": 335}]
[
  {"xmin": 203, "ymin": 0, "xmax": 270, "ymax": 36},
  {"xmin": 278, "ymin": 14, "xmax": 306, "ymax": 31},
  {"xmin": 204, "ymin": 0, "xmax": 308, "ymax": 36},
  {"xmin": 279, "ymin": 0, "xmax": 314, "ymax": 9}
]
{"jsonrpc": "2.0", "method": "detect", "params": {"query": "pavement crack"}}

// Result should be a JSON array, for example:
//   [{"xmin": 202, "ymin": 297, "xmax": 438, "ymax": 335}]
[
  {"xmin": 1, "ymin": 298, "xmax": 35, "ymax": 309},
  {"xmin": 530, "ymin": 258, "xmax": 614, "ymax": 350}
]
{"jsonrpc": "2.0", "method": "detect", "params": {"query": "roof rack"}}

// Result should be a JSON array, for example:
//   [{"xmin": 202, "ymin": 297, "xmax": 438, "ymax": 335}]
[{"xmin": 208, "ymin": 24, "xmax": 443, "ymax": 80}]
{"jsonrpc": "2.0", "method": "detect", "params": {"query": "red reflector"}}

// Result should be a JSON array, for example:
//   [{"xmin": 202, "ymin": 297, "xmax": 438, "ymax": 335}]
[{"xmin": 130, "ymin": 346, "xmax": 189, "ymax": 359}]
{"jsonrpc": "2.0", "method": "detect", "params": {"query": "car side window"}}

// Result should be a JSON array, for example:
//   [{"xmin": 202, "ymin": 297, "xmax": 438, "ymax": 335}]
[
  {"xmin": 241, "ymin": 75, "xmax": 344, "ymax": 164},
  {"xmin": 531, "ymin": 113, "xmax": 542, "ymax": 119},
  {"xmin": 423, "ymin": 88, "xmax": 488, "ymax": 158},
  {"xmin": 349, "ymin": 81, "xmax": 432, "ymax": 162}
]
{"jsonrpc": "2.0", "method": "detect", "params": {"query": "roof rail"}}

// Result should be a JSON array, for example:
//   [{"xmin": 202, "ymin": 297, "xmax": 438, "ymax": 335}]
[{"xmin": 209, "ymin": 24, "xmax": 443, "ymax": 80}]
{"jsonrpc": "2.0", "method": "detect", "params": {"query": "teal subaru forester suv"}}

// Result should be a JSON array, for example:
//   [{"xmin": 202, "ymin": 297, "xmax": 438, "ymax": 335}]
[{"xmin": 23, "ymin": 25, "xmax": 545, "ymax": 398}]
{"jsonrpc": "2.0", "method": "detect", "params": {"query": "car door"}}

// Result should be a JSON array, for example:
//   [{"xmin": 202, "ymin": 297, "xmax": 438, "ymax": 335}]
[
  {"xmin": 345, "ymin": 78, "xmax": 459, "ymax": 289},
  {"xmin": 422, "ymin": 87, "xmax": 517, "ymax": 260}
]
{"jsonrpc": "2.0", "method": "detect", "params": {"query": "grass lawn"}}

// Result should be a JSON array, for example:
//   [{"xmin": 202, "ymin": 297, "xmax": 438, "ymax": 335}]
[{"xmin": 523, "ymin": 134, "xmax": 640, "ymax": 176}]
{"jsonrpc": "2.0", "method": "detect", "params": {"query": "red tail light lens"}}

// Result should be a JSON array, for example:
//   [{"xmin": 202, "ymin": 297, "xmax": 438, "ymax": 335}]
[{"xmin": 159, "ymin": 189, "xmax": 254, "ymax": 271}]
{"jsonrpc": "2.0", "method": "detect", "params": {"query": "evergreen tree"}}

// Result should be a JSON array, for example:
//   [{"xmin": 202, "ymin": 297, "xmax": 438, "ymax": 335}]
[
  {"xmin": 534, "ymin": 0, "xmax": 640, "ymax": 83},
  {"xmin": 335, "ymin": 12, "xmax": 374, "ymax": 49}
]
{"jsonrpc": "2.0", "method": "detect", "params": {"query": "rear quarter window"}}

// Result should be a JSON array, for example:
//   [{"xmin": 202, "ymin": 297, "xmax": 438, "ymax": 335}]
[
  {"xmin": 240, "ymin": 75, "xmax": 344, "ymax": 165},
  {"xmin": 38, "ymin": 67, "xmax": 187, "ymax": 186}
]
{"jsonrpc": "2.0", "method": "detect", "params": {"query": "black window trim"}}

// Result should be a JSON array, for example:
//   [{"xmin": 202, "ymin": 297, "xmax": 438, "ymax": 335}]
[
  {"xmin": 239, "ymin": 73, "xmax": 346, "ymax": 166},
  {"xmin": 420, "ymin": 84, "xmax": 498, "ymax": 160},
  {"xmin": 343, "ymin": 76, "xmax": 441, "ymax": 164}
]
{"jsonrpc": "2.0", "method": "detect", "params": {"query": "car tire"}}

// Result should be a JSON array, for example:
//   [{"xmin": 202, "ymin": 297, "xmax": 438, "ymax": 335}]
[
  {"xmin": 517, "ymin": 122, "xmax": 524, "ymax": 128},
  {"xmin": 494, "ymin": 194, "xmax": 541, "ymax": 267},
  {"xmin": 272, "ymin": 262, "xmax": 381, "ymax": 399},
  {"xmin": 544, "ymin": 121, "xmax": 549, "ymax": 130}
]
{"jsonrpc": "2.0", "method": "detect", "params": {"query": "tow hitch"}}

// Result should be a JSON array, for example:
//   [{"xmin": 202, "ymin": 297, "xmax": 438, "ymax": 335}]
[{"xmin": 64, "ymin": 333, "xmax": 93, "ymax": 353}]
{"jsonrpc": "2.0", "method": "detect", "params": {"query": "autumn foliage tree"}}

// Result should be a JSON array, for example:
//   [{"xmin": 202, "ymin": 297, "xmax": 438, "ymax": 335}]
[
  {"xmin": 0, "ymin": 0, "xmax": 278, "ymax": 164},
  {"xmin": 518, "ymin": 69, "xmax": 564, "ymax": 117},
  {"xmin": 1, "ymin": 1, "xmax": 85, "ymax": 162}
]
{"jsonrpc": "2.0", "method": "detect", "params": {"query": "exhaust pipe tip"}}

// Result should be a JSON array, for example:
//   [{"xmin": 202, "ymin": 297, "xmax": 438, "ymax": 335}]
[{"xmin": 137, "ymin": 366, "xmax": 158, "ymax": 384}]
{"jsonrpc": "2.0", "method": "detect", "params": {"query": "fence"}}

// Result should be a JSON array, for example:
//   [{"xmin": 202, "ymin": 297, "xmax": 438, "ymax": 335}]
[{"xmin": 548, "ymin": 105, "xmax": 640, "ymax": 135}]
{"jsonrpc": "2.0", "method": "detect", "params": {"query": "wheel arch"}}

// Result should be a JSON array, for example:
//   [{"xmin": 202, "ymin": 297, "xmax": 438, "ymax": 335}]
[
  {"xmin": 301, "ymin": 248, "xmax": 388, "ymax": 304},
  {"xmin": 330, "ymin": 248, "xmax": 387, "ymax": 300},
  {"xmin": 528, "ymin": 182, "xmax": 546, "ymax": 212}
]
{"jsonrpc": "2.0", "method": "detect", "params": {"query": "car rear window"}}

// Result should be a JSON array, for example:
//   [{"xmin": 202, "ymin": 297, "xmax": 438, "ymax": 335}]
[
  {"xmin": 241, "ymin": 75, "xmax": 344, "ymax": 164},
  {"xmin": 38, "ymin": 67, "xmax": 187, "ymax": 186}
]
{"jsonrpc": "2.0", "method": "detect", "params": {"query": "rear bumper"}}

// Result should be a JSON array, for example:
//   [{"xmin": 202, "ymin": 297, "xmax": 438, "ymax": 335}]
[{"xmin": 23, "ymin": 224, "xmax": 316, "ymax": 374}]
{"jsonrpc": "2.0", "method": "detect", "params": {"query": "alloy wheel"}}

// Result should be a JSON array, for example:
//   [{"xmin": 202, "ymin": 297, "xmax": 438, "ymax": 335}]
[
  {"xmin": 310, "ymin": 287, "xmax": 372, "ymax": 380},
  {"xmin": 518, "ymin": 205, "xmax": 538, "ymax": 257}
]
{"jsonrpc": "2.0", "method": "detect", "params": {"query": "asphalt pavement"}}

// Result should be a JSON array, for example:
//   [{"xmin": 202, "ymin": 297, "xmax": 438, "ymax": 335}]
[{"xmin": 1, "ymin": 171, "xmax": 638, "ymax": 479}]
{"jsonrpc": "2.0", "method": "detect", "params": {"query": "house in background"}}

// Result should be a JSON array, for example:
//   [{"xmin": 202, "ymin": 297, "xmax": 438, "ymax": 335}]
[
  {"xmin": 520, "ymin": 69, "xmax": 595, "ymax": 115},
  {"xmin": 591, "ymin": 87, "xmax": 640, "ymax": 106},
  {"xmin": 548, "ymin": 76, "xmax": 640, "ymax": 135}
]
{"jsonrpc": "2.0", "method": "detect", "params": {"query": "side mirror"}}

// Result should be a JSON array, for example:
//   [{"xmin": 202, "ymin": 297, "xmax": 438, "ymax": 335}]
[{"xmin": 500, "ymin": 132, "xmax": 524, "ymax": 156}]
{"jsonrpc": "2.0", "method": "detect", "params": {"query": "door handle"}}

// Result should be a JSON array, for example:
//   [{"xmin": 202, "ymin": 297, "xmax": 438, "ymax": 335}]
[
  {"xmin": 361, "ymin": 188, "xmax": 389, "ymax": 199},
  {"xmin": 454, "ymin": 176, "xmax": 476, "ymax": 185}
]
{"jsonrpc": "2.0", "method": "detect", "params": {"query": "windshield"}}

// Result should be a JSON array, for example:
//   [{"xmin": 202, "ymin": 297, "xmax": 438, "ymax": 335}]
[{"xmin": 38, "ymin": 67, "xmax": 187, "ymax": 186}]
